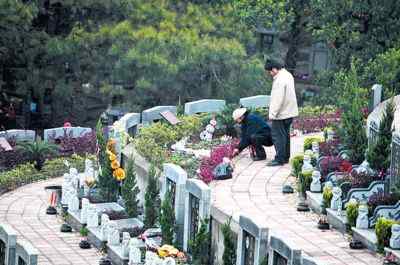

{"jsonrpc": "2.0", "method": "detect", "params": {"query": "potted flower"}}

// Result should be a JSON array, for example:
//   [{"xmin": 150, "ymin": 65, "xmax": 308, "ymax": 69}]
[
  {"xmin": 60, "ymin": 211, "xmax": 72, "ymax": 233},
  {"xmin": 79, "ymin": 226, "xmax": 91, "ymax": 249}
]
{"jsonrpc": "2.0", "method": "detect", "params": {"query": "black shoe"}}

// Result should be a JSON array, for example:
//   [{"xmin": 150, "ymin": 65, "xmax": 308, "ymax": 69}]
[
  {"xmin": 267, "ymin": 160, "xmax": 284, "ymax": 166},
  {"xmin": 252, "ymin": 156, "xmax": 266, "ymax": 161}
]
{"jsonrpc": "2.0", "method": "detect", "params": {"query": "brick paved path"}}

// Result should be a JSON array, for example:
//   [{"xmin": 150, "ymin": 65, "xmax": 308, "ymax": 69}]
[
  {"xmin": 211, "ymin": 134, "xmax": 383, "ymax": 265},
  {"xmin": 0, "ymin": 178, "xmax": 101, "ymax": 265}
]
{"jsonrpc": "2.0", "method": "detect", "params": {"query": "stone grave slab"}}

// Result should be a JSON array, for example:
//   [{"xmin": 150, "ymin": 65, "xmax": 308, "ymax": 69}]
[
  {"xmin": 43, "ymin": 127, "xmax": 92, "ymax": 142},
  {"xmin": 352, "ymin": 227, "xmax": 378, "ymax": 252},
  {"xmin": 108, "ymin": 241, "xmax": 146, "ymax": 265},
  {"xmin": 0, "ymin": 224, "xmax": 17, "ymax": 265},
  {"xmin": 161, "ymin": 163, "xmax": 188, "ymax": 246},
  {"xmin": 118, "ymin": 113, "xmax": 141, "ymax": 136},
  {"xmin": 183, "ymin": 179, "xmax": 211, "ymax": 252},
  {"xmin": 184, "ymin": 99, "xmax": 226, "ymax": 115},
  {"xmin": 15, "ymin": 240, "xmax": 38, "ymax": 265},
  {"xmin": 239, "ymin": 95, "xmax": 270, "ymax": 109},
  {"xmin": 306, "ymin": 191, "xmax": 324, "ymax": 214},
  {"xmin": 370, "ymin": 201, "xmax": 400, "ymax": 227},
  {"xmin": 88, "ymin": 218, "xmax": 143, "ymax": 249},
  {"xmin": 0, "ymin": 130, "xmax": 35, "ymax": 142},
  {"xmin": 236, "ymin": 214, "xmax": 268, "ymax": 265},
  {"xmin": 141, "ymin": 106, "xmax": 177, "ymax": 125},
  {"xmin": 326, "ymin": 208, "xmax": 347, "ymax": 234},
  {"xmin": 268, "ymin": 234, "xmax": 301, "ymax": 265}
]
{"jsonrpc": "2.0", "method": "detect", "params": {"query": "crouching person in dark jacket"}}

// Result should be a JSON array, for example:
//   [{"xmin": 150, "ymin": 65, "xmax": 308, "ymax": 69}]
[{"xmin": 232, "ymin": 108, "xmax": 273, "ymax": 161}]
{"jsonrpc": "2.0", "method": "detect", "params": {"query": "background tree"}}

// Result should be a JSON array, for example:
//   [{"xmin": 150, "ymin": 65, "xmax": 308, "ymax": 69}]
[
  {"xmin": 121, "ymin": 157, "xmax": 140, "ymax": 217},
  {"xmin": 159, "ymin": 190, "xmax": 175, "ymax": 245},
  {"xmin": 144, "ymin": 165, "xmax": 160, "ymax": 228},
  {"xmin": 366, "ymin": 100, "xmax": 395, "ymax": 172}
]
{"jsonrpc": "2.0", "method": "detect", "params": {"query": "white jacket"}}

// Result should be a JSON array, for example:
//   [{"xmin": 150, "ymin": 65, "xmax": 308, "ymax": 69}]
[{"xmin": 269, "ymin": 68, "xmax": 299, "ymax": 120}]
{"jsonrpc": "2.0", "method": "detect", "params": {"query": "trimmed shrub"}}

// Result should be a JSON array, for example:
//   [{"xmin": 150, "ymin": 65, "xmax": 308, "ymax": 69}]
[
  {"xmin": 375, "ymin": 217, "xmax": 398, "ymax": 253},
  {"xmin": 322, "ymin": 186, "xmax": 333, "ymax": 210},
  {"xmin": 345, "ymin": 201, "xmax": 359, "ymax": 227}
]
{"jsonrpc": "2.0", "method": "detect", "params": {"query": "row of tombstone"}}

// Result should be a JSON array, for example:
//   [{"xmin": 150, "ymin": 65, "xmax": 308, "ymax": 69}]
[{"xmin": 0, "ymin": 224, "xmax": 39, "ymax": 265}]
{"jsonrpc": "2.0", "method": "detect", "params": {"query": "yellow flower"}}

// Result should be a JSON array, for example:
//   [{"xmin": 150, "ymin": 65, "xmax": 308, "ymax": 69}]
[
  {"xmin": 107, "ymin": 139, "xmax": 116, "ymax": 153},
  {"xmin": 109, "ymin": 153, "xmax": 117, "ymax": 161},
  {"xmin": 111, "ymin": 160, "xmax": 120, "ymax": 169},
  {"xmin": 113, "ymin": 168, "xmax": 125, "ymax": 181}
]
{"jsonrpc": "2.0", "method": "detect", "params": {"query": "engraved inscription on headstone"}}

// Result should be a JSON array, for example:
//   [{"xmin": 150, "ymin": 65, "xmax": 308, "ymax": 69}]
[
  {"xmin": 243, "ymin": 230, "xmax": 255, "ymax": 265},
  {"xmin": 189, "ymin": 194, "xmax": 200, "ymax": 252}
]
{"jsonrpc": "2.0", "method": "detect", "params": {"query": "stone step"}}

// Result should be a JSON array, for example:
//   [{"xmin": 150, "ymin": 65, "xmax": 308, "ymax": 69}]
[
  {"xmin": 306, "ymin": 191, "xmax": 323, "ymax": 214},
  {"xmin": 352, "ymin": 227, "xmax": 378, "ymax": 252}
]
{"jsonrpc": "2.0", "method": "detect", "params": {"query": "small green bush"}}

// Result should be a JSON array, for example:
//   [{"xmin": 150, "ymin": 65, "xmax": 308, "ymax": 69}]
[
  {"xmin": 322, "ymin": 186, "xmax": 333, "ymax": 209},
  {"xmin": 345, "ymin": 201, "xmax": 359, "ymax": 227},
  {"xmin": 290, "ymin": 155, "xmax": 304, "ymax": 177},
  {"xmin": 304, "ymin": 136, "xmax": 324, "ymax": 151},
  {"xmin": 298, "ymin": 171, "xmax": 312, "ymax": 195},
  {"xmin": 375, "ymin": 217, "xmax": 398, "ymax": 253},
  {"xmin": 221, "ymin": 217, "xmax": 236, "ymax": 265},
  {"xmin": 0, "ymin": 154, "xmax": 89, "ymax": 193}
]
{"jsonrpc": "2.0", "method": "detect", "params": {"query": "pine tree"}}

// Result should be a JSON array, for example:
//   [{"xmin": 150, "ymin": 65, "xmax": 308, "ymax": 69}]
[
  {"xmin": 367, "ymin": 100, "xmax": 395, "ymax": 171},
  {"xmin": 144, "ymin": 165, "xmax": 160, "ymax": 228},
  {"xmin": 159, "ymin": 190, "xmax": 175, "ymax": 245},
  {"xmin": 121, "ymin": 158, "xmax": 140, "ymax": 217},
  {"xmin": 190, "ymin": 219, "xmax": 211, "ymax": 265},
  {"xmin": 221, "ymin": 217, "xmax": 236, "ymax": 265},
  {"xmin": 96, "ymin": 120, "xmax": 119, "ymax": 202}
]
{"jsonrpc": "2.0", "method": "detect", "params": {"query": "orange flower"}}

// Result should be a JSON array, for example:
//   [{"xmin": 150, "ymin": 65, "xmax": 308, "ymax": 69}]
[
  {"xmin": 111, "ymin": 160, "xmax": 120, "ymax": 169},
  {"xmin": 109, "ymin": 153, "xmax": 117, "ymax": 161},
  {"xmin": 113, "ymin": 168, "xmax": 125, "ymax": 181},
  {"xmin": 107, "ymin": 139, "xmax": 116, "ymax": 152}
]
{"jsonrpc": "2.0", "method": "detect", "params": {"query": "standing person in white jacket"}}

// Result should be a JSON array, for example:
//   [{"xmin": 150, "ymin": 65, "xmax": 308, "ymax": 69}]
[{"xmin": 264, "ymin": 59, "xmax": 299, "ymax": 166}]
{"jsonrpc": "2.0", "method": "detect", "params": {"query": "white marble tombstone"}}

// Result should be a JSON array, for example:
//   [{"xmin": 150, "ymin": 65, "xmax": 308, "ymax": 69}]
[
  {"xmin": 310, "ymin": 170, "xmax": 322, "ymax": 192},
  {"xmin": 107, "ymin": 221, "xmax": 120, "ymax": 246},
  {"xmin": 330, "ymin": 187, "xmax": 342, "ymax": 211},
  {"xmin": 390, "ymin": 224, "xmax": 400, "ymax": 249},
  {"xmin": 80, "ymin": 198, "xmax": 90, "ymax": 224},
  {"xmin": 356, "ymin": 204, "xmax": 369, "ymax": 229},
  {"xmin": 129, "ymin": 245, "xmax": 142, "ymax": 264},
  {"xmin": 86, "ymin": 205, "xmax": 99, "ymax": 228},
  {"xmin": 145, "ymin": 251, "xmax": 159, "ymax": 264},
  {"xmin": 100, "ymin": 214, "xmax": 110, "ymax": 241},
  {"xmin": 121, "ymin": 232, "xmax": 131, "ymax": 257},
  {"xmin": 68, "ymin": 191, "xmax": 79, "ymax": 212}
]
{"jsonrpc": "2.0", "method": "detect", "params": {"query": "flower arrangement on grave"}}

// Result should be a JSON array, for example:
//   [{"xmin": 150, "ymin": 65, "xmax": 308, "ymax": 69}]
[
  {"xmin": 199, "ymin": 117, "xmax": 217, "ymax": 141},
  {"xmin": 106, "ymin": 139, "xmax": 126, "ymax": 181}
]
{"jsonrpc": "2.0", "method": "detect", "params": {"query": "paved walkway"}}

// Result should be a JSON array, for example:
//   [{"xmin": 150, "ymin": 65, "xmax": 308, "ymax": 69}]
[
  {"xmin": 0, "ymin": 178, "xmax": 101, "ymax": 265},
  {"xmin": 211, "ymin": 134, "xmax": 383, "ymax": 265}
]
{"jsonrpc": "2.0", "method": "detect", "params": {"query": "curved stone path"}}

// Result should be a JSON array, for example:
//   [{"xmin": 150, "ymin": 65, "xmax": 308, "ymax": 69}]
[
  {"xmin": 211, "ymin": 134, "xmax": 383, "ymax": 265},
  {"xmin": 0, "ymin": 178, "xmax": 101, "ymax": 265}
]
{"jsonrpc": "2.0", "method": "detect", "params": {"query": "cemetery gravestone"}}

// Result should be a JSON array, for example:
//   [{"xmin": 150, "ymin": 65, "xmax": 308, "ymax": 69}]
[
  {"xmin": 0, "ymin": 224, "xmax": 17, "ymax": 265},
  {"xmin": 239, "ymin": 95, "xmax": 271, "ymax": 109},
  {"xmin": 183, "ymin": 179, "xmax": 211, "ymax": 252},
  {"xmin": 0, "ymin": 130, "xmax": 35, "ymax": 142},
  {"xmin": 184, "ymin": 99, "xmax": 226, "ymax": 115},
  {"xmin": 268, "ymin": 235, "xmax": 301, "ymax": 265},
  {"xmin": 390, "ymin": 132, "xmax": 400, "ymax": 191},
  {"xmin": 43, "ymin": 127, "xmax": 92, "ymax": 142},
  {"xmin": 141, "ymin": 106, "xmax": 177, "ymax": 125},
  {"xmin": 236, "ymin": 214, "xmax": 268, "ymax": 265},
  {"xmin": 15, "ymin": 240, "xmax": 38, "ymax": 265},
  {"xmin": 118, "ymin": 113, "xmax": 141, "ymax": 137}
]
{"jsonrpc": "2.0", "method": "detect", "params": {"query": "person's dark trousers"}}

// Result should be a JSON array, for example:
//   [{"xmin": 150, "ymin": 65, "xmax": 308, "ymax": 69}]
[
  {"xmin": 250, "ymin": 132, "xmax": 273, "ymax": 159},
  {"xmin": 271, "ymin": 118, "xmax": 293, "ymax": 163}
]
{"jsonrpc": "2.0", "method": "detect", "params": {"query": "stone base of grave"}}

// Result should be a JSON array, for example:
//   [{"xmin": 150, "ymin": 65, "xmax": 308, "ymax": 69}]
[
  {"xmin": 352, "ymin": 227, "xmax": 378, "ymax": 252},
  {"xmin": 108, "ymin": 242, "xmax": 146, "ymax": 265},
  {"xmin": 384, "ymin": 247, "xmax": 400, "ymax": 260},
  {"xmin": 87, "ymin": 227, "xmax": 105, "ymax": 249},
  {"xmin": 326, "ymin": 208, "xmax": 347, "ymax": 234},
  {"xmin": 68, "ymin": 210, "xmax": 84, "ymax": 232},
  {"xmin": 306, "ymin": 191, "xmax": 324, "ymax": 214}
]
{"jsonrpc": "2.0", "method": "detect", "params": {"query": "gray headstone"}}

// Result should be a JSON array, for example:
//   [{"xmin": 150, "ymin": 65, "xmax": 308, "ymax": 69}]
[
  {"xmin": 372, "ymin": 84, "xmax": 383, "ymax": 109},
  {"xmin": 268, "ymin": 234, "xmax": 301, "ymax": 265},
  {"xmin": 141, "ymin": 106, "xmax": 177, "ymax": 125},
  {"xmin": 184, "ymin": 99, "xmax": 226, "ymax": 115},
  {"xmin": 0, "ymin": 130, "xmax": 36, "ymax": 142},
  {"xmin": 0, "ymin": 224, "xmax": 17, "ymax": 265},
  {"xmin": 239, "ymin": 95, "xmax": 270, "ymax": 108},
  {"xmin": 43, "ymin": 126, "xmax": 92, "ymax": 142},
  {"xmin": 118, "ymin": 113, "xmax": 141, "ymax": 136},
  {"xmin": 15, "ymin": 240, "xmax": 39, "ymax": 265},
  {"xmin": 236, "ymin": 214, "xmax": 268, "ymax": 265}
]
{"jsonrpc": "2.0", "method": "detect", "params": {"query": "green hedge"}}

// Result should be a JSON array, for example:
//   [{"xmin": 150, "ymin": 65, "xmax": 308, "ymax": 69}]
[{"xmin": 0, "ymin": 154, "xmax": 92, "ymax": 194}]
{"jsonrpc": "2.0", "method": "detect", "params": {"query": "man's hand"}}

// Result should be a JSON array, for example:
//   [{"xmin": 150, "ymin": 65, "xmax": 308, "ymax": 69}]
[{"xmin": 232, "ymin": 148, "xmax": 240, "ymax": 157}]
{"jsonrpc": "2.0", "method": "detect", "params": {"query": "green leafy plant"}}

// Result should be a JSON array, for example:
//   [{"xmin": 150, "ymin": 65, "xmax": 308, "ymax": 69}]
[
  {"xmin": 17, "ymin": 139, "xmax": 58, "ymax": 170},
  {"xmin": 290, "ymin": 155, "xmax": 304, "ymax": 177},
  {"xmin": 221, "ymin": 217, "xmax": 236, "ymax": 265},
  {"xmin": 189, "ymin": 218, "xmax": 211, "ymax": 265},
  {"xmin": 322, "ymin": 185, "xmax": 333, "ymax": 210},
  {"xmin": 375, "ymin": 217, "xmax": 398, "ymax": 253},
  {"xmin": 96, "ymin": 120, "xmax": 119, "ymax": 202},
  {"xmin": 366, "ymin": 99, "xmax": 395, "ymax": 172},
  {"xmin": 144, "ymin": 165, "xmax": 160, "ymax": 228},
  {"xmin": 121, "ymin": 158, "xmax": 140, "ymax": 217},
  {"xmin": 297, "ymin": 171, "xmax": 312, "ymax": 196},
  {"xmin": 303, "ymin": 136, "xmax": 324, "ymax": 151},
  {"xmin": 345, "ymin": 201, "xmax": 359, "ymax": 227},
  {"xmin": 159, "ymin": 190, "xmax": 175, "ymax": 245},
  {"xmin": 80, "ymin": 226, "xmax": 89, "ymax": 237}
]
